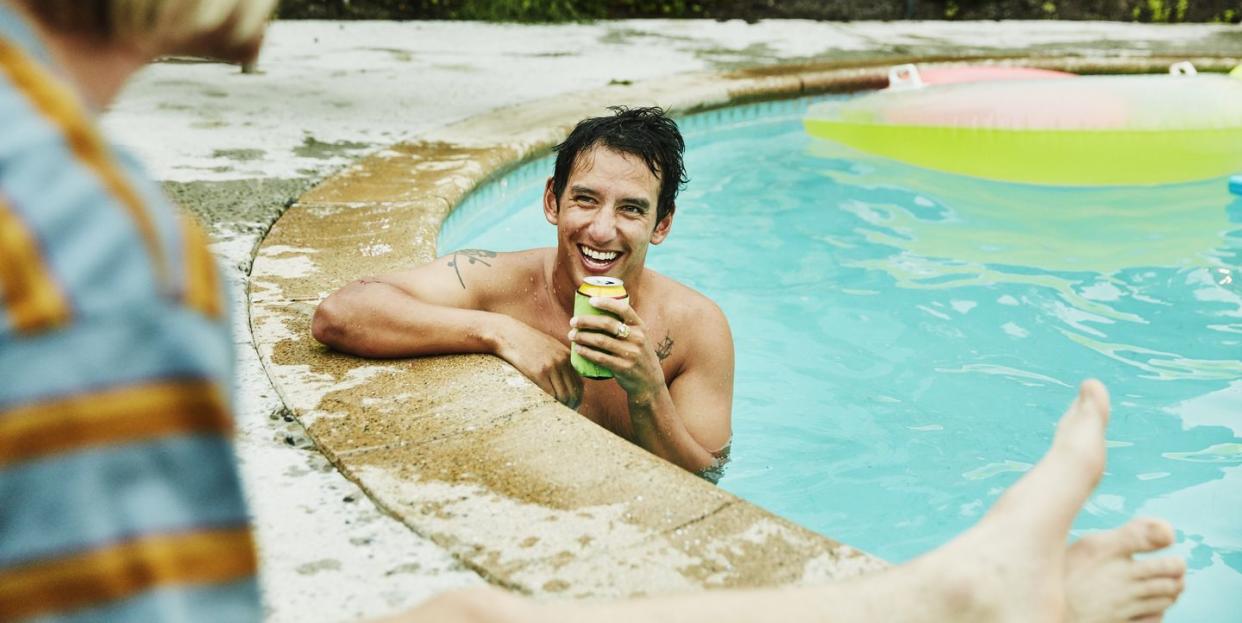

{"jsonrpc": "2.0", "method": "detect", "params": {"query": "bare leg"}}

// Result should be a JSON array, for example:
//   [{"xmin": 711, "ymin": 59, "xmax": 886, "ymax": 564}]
[{"xmin": 391, "ymin": 380, "xmax": 1181, "ymax": 623}]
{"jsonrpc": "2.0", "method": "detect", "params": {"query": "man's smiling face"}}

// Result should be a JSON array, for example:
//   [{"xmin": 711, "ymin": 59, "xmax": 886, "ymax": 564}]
[{"xmin": 544, "ymin": 144, "xmax": 672, "ymax": 286}]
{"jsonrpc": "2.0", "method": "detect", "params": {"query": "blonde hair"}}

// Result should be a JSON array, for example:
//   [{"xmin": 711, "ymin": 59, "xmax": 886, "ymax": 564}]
[{"xmin": 18, "ymin": 0, "xmax": 277, "ymax": 61}]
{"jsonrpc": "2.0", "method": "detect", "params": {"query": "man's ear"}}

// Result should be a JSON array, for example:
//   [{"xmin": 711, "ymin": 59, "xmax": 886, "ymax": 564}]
[
  {"xmin": 543, "ymin": 177, "xmax": 559, "ymax": 225},
  {"xmin": 650, "ymin": 204, "xmax": 674, "ymax": 245}
]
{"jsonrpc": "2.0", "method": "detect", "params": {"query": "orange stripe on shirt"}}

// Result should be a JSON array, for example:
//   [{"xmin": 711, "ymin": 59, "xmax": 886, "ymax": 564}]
[
  {"xmin": 0, "ymin": 196, "xmax": 72, "ymax": 332},
  {"xmin": 181, "ymin": 214, "xmax": 223, "ymax": 318},
  {"xmin": 0, "ymin": 527, "xmax": 257, "ymax": 621},
  {"xmin": 0, "ymin": 380, "xmax": 234, "ymax": 468},
  {"xmin": 0, "ymin": 38, "xmax": 168, "ymax": 288}
]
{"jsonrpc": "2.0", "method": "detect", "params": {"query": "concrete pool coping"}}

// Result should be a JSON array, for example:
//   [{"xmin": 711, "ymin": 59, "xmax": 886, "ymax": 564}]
[{"xmin": 249, "ymin": 53, "xmax": 1239, "ymax": 598}]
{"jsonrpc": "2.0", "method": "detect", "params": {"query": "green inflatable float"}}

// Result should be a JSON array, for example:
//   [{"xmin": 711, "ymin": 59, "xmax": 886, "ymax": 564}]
[{"xmin": 804, "ymin": 64, "xmax": 1242, "ymax": 186}]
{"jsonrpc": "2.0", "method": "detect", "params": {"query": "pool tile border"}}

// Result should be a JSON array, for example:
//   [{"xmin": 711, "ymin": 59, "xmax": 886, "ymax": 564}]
[{"xmin": 249, "ymin": 54, "xmax": 1239, "ymax": 597}]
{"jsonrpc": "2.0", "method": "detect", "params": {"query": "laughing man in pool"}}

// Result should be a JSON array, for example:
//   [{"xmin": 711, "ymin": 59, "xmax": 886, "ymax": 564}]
[{"xmin": 313, "ymin": 106, "xmax": 732, "ymax": 474}]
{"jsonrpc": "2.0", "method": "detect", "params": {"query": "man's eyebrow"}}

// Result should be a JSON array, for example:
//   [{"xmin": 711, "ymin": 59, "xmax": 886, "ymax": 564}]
[
  {"xmin": 618, "ymin": 197, "xmax": 651, "ymax": 210},
  {"xmin": 569, "ymin": 185, "xmax": 598, "ymax": 197}
]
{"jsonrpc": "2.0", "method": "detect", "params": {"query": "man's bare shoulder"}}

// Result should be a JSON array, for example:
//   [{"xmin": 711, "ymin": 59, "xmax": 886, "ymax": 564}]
[
  {"xmin": 642, "ymin": 270, "xmax": 733, "ymax": 393},
  {"xmin": 643, "ymin": 270, "xmax": 730, "ymax": 337},
  {"xmin": 433, "ymin": 247, "xmax": 545, "ymax": 280},
  {"xmin": 431, "ymin": 247, "xmax": 550, "ymax": 304}
]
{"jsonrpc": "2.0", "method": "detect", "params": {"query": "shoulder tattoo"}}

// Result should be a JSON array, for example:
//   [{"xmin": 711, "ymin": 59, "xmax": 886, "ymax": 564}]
[
  {"xmin": 656, "ymin": 333, "xmax": 674, "ymax": 361},
  {"xmin": 446, "ymin": 249, "xmax": 497, "ymax": 289}
]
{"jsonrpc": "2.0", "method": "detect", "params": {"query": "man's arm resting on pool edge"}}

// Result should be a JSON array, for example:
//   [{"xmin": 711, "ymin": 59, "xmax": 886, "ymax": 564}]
[{"xmin": 312, "ymin": 259, "xmax": 584, "ymax": 407}]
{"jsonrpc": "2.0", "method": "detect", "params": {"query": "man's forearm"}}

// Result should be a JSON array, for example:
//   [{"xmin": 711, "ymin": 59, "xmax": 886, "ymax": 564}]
[
  {"xmin": 312, "ymin": 281, "xmax": 511, "ymax": 358},
  {"xmin": 628, "ymin": 388, "xmax": 717, "ymax": 473}
]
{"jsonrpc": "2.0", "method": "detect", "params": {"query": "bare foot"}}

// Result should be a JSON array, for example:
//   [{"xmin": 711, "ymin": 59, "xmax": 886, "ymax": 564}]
[
  {"xmin": 1066, "ymin": 517, "xmax": 1186, "ymax": 623},
  {"xmin": 906, "ymin": 379, "xmax": 1114, "ymax": 622}
]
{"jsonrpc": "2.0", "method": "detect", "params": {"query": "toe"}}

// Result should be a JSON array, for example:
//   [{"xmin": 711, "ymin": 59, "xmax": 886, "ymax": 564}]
[
  {"xmin": 1053, "ymin": 380, "xmax": 1110, "ymax": 472},
  {"xmin": 1122, "ymin": 595, "xmax": 1179, "ymax": 620},
  {"xmin": 1087, "ymin": 517, "xmax": 1175, "ymax": 558},
  {"xmin": 1133, "ymin": 576, "xmax": 1184, "ymax": 599},
  {"xmin": 1078, "ymin": 379, "xmax": 1111, "ymax": 425},
  {"xmin": 1136, "ymin": 518, "xmax": 1176, "ymax": 550},
  {"xmin": 1133, "ymin": 555, "xmax": 1186, "ymax": 580}
]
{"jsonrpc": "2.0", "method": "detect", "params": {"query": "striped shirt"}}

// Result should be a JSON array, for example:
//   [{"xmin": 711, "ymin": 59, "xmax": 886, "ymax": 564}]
[{"xmin": 0, "ymin": 6, "xmax": 261, "ymax": 621}]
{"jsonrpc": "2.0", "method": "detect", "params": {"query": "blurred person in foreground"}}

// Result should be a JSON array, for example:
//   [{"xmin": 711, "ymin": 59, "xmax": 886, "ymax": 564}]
[
  {"xmin": 0, "ymin": 1, "xmax": 1187, "ymax": 622},
  {"xmin": 0, "ymin": 0, "xmax": 273, "ymax": 620}
]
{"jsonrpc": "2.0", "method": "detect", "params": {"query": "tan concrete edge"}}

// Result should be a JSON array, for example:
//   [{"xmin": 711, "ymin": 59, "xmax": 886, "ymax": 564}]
[{"xmin": 248, "ymin": 53, "xmax": 1240, "ymax": 598}]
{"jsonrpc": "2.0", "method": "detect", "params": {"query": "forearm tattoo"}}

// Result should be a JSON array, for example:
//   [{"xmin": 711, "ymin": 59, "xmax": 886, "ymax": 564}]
[
  {"xmin": 656, "ymin": 334, "xmax": 674, "ymax": 361},
  {"xmin": 446, "ymin": 249, "xmax": 496, "ymax": 289}
]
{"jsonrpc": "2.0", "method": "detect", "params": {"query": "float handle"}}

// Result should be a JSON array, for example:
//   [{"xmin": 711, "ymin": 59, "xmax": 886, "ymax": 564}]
[
  {"xmin": 1169, "ymin": 61, "xmax": 1197, "ymax": 76},
  {"xmin": 888, "ymin": 64, "xmax": 925, "ymax": 90}
]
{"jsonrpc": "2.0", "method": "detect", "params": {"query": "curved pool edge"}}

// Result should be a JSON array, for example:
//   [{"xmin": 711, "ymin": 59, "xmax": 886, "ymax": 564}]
[{"xmin": 248, "ymin": 54, "xmax": 1239, "ymax": 597}]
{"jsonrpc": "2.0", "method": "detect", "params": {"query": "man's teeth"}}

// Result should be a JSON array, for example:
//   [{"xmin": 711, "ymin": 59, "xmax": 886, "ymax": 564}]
[{"xmin": 581, "ymin": 246, "xmax": 619, "ymax": 262}]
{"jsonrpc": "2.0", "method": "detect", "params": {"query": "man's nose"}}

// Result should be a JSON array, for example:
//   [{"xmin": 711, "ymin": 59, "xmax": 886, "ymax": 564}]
[{"xmin": 586, "ymin": 205, "xmax": 616, "ymax": 241}]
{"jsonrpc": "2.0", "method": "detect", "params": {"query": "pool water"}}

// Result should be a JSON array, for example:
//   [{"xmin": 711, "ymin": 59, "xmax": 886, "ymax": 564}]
[{"xmin": 439, "ymin": 97, "xmax": 1242, "ymax": 620}]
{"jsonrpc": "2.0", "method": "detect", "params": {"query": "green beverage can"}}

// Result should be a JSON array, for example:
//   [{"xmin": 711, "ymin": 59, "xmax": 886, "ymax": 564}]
[{"xmin": 571, "ymin": 276, "xmax": 628, "ymax": 380}]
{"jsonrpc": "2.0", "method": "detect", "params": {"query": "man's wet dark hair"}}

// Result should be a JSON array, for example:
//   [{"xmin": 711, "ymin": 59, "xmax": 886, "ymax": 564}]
[{"xmin": 551, "ymin": 106, "xmax": 688, "ymax": 225}]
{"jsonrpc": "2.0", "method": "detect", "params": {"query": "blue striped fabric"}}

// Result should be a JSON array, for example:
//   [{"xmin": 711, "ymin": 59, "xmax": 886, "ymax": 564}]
[
  {"xmin": 0, "ymin": 1, "xmax": 47, "ymax": 65},
  {"xmin": 0, "ymin": 137, "xmax": 163, "ymax": 319},
  {"xmin": 0, "ymin": 5, "xmax": 261, "ymax": 622},
  {"xmin": 113, "ymin": 147, "xmax": 192, "ymax": 301},
  {"xmin": 0, "ymin": 435, "xmax": 252, "ymax": 569},
  {"xmin": 0, "ymin": 300, "xmax": 233, "ymax": 410},
  {"xmin": 27, "ymin": 580, "xmax": 263, "ymax": 623}
]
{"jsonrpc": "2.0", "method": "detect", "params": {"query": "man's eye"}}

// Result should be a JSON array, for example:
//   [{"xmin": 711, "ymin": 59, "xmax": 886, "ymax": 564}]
[
  {"xmin": 575, "ymin": 195, "xmax": 596, "ymax": 204},
  {"xmin": 621, "ymin": 205, "xmax": 644, "ymax": 214}
]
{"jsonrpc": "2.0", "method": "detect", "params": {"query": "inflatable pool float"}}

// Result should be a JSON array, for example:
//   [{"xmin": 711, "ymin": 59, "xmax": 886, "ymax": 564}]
[
  {"xmin": 806, "ymin": 67, "xmax": 1242, "ymax": 186},
  {"xmin": 886, "ymin": 63, "xmax": 1075, "ymax": 89}
]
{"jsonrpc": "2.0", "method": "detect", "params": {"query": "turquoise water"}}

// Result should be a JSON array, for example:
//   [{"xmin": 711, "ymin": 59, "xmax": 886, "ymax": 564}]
[{"xmin": 439, "ymin": 97, "xmax": 1242, "ymax": 619}]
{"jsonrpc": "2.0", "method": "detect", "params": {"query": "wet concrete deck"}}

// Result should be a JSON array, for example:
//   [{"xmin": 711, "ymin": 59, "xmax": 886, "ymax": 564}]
[{"xmin": 106, "ymin": 19, "xmax": 1242, "ymax": 622}]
